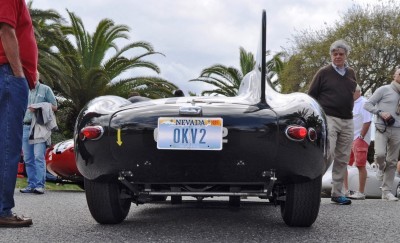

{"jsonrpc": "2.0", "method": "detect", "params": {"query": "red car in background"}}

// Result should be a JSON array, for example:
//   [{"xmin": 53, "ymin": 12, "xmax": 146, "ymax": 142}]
[
  {"xmin": 46, "ymin": 139, "xmax": 83, "ymax": 186},
  {"xmin": 18, "ymin": 139, "xmax": 83, "ymax": 188}
]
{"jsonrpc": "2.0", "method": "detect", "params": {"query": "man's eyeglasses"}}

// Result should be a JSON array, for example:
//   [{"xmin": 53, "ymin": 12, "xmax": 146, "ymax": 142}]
[{"xmin": 332, "ymin": 52, "xmax": 345, "ymax": 57}]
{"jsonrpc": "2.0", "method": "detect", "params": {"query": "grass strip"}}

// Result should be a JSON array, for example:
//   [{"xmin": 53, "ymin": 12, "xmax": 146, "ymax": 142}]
[{"xmin": 16, "ymin": 177, "xmax": 83, "ymax": 191}]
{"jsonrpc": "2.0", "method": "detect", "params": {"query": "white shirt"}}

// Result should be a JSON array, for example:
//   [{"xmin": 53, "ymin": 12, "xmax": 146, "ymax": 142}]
[
  {"xmin": 332, "ymin": 63, "xmax": 348, "ymax": 76},
  {"xmin": 353, "ymin": 96, "xmax": 372, "ymax": 144}
]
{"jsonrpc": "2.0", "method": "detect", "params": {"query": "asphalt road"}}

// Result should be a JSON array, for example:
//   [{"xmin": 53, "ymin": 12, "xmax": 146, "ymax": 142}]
[{"xmin": 1, "ymin": 191, "xmax": 399, "ymax": 242}]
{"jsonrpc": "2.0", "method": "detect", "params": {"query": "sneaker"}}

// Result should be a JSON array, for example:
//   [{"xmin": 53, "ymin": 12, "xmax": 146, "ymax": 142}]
[
  {"xmin": 382, "ymin": 192, "xmax": 399, "ymax": 201},
  {"xmin": 33, "ymin": 188, "xmax": 45, "ymax": 194},
  {"xmin": 348, "ymin": 191, "xmax": 366, "ymax": 200},
  {"xmin": 20, "ymin": 187, "xmax": 34, "ymax": 193},
  {"xmin": 345, "ymin": 190, "xmax": 354, "ymax": 197},
  {"xmin": 331, "ymin": 196, "xmax": 352, "ymax": 205},
  {"xmin": 376, "ymin": 170, "xmax": 384, "ymax": 181}
]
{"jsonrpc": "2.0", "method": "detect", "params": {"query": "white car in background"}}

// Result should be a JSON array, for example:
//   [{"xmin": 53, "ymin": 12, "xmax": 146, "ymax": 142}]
[{"xmin": 322, "ymin": 162, "xmax": 400, "ymax": 199}]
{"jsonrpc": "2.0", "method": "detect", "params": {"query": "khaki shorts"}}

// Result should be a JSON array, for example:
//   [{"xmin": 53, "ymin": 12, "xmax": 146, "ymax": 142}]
[{"xmin": 348, "ymin": 138, "xmax": 369, "ymax": 167}]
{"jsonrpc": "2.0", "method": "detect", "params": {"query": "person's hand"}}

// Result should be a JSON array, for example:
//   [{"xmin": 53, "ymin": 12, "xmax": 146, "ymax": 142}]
[
  {"xmin": 379, "ymin": 111, "xmax": 392, "ymax": 120},
  {"xmin": 28, "ymin": 106, "xmax": 36, "ymax": 112}
]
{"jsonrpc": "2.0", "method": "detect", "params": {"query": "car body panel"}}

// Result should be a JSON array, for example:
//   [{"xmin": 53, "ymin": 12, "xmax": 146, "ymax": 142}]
[
  {"xmin": 322, "ymin": 162, "xmax": 400, "ymax": 198},
  {"xmin": 46, "ymin": 139, "xmax": 82, "ymax": 182},
  {"xmin": 75, "ymin": 86, "xmax": 328, "ymax": 183}
]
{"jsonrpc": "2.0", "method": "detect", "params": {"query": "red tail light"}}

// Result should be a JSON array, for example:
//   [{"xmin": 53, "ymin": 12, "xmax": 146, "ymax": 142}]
[
  {"xmin": 285, "ymin": 125, "xmax": 307, "ymax": 141},
  {"xmin": 79, "ymin": 126, "xmax": 104, "ymax": 141}
]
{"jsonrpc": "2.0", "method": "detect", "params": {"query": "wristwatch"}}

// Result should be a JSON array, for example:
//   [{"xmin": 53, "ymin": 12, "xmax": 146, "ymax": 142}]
[{"xmin": 359, "ymin": 135, "xmax": 364, "ymax": 139}]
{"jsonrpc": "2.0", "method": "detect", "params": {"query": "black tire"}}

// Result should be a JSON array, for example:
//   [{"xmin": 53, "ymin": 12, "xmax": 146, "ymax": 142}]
[
  {"xmin": 77, "ymin": 182, "xmax": 85, "ymax": 190},
  {"xmin": 84, "ymin": 178, "xmax": 131, "ymax": 224},
  {"xmin": 280, "ymin": 175, "xmax": 322, "ymax": 227},
  {"xmin": 396, "ymin": 182, "xmax": 400, "ymax": 198},
  {"xmin": 171, "ymin": 196, "xmax": 182, "ymax": 204},
  {"xmin": 229, "ymin": 196, "xmax": 240, "ymax": 207}
]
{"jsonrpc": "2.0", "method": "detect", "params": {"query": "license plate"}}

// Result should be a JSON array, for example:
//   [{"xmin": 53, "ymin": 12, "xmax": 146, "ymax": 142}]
[{"xmin": 157, "ymin": 117, "xmax": 223, "ymax": 150}]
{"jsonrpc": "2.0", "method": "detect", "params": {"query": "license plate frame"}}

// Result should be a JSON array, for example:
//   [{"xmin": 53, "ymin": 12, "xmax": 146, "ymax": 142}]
[{"xmin": 157, "ymin": 117, "xmax": 223, "ymax": 150}]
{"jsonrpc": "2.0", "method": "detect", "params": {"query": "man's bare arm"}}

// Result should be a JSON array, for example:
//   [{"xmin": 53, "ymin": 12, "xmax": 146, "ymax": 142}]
[{"xmin": 0, "ymin": 23, "xmax": 24, "ymax": 77}]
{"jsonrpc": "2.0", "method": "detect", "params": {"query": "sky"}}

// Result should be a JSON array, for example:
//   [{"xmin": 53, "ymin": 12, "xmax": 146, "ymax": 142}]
[{"xmin": 32, "ymin": 0, "xmax": 379, "ymax": 95}]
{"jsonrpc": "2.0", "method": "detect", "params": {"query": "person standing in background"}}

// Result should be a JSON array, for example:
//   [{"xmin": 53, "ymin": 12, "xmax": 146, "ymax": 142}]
[
  {"xmin": 344, "ymin": 84, "xmax": 372, "ymax": 200},
  {"xmin": 0, "ymin": 0, "xmax": 38, "ymax": 227},
  {"xmin": 397, "ymin": 161, "xmax": 400, "ymax": 177},
  {"xmin": 20, "ymin": 72, "xmax": 57, "ymax": 195},
  {"xmin": 308, "ymin": 40, "xmax": 357, "ymax": 205},
  {"xmin": 364, "ymin": 67, "xmax": 400, "ymax": 201}
]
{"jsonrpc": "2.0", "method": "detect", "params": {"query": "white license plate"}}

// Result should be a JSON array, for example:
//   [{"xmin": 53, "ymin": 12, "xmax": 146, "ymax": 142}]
[{"xmin": 157, "ymin": 117, "xmax": 223, "ymax": 150}]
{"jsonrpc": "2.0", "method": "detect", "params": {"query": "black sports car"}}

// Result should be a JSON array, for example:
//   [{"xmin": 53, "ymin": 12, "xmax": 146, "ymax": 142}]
[{"xmin": 74, "ymin": 10, "xmax": 329, "ymax": 227}]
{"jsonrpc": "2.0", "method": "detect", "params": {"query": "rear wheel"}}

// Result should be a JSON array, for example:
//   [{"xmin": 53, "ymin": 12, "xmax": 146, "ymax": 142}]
[
  {"xmin": 77, "ymin": 182, "xmax": 85, "ymax": 190},
  {"xmin": 171, "ymin": 196, "xmax": 182, "ymax": 204},
  {"xmin": 229, "ymin": 196, "xmax": 240, "ymax": 207},
  {"xmin": 396, "ymin": 182, "xmax": 400, "ymax": 198},
  {"xmin": 84, "ymin": 178, "xmax": 131, "ymax": 224},
  {"xmin": 280, "ymin": 176, "xmax": 322, "ymax": 227},
  {"xmin": 151, "ymin": 196, "xmax": 168, "ymax": 202}
]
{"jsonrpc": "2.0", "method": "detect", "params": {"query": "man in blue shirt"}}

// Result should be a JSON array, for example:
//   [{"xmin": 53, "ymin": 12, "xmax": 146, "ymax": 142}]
[{"xmin": 20, "ymin": 72, "xmax": 57, "ymax": 194}]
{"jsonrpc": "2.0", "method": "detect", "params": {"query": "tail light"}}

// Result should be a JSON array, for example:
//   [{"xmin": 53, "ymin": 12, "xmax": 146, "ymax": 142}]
[
  {"xmin": 285, "ymin": 125, "xmax": 307, "ymax": 141},
  {"xmin": 79, "ymin": 126, "xmax": 104, "ymax": 141}
]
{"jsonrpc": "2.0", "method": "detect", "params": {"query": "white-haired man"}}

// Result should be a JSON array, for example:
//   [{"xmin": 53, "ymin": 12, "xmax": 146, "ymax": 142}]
[{"xmin": 308, "ymin": 40, "xmax": 357, "ymax": 205}]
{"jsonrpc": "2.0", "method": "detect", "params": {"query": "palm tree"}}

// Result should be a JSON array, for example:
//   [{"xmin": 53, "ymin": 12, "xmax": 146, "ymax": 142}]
[
  {"xmin": 189, "ymin": 47, "xmax": 255, "ymax": 96},
  {"xmin": 267, "ymin": 51, "xmax": 286, "ymax": 90},
  {"xmin": 190, "ymin": 47, "xmax": 285, "ymax": 96},
  {"xmin": 54, "ymin": 10, "xmax": 178, "ymax": 133},
  {"xmin": 28, "ymin": 1, "xmax": 65, "ymax": 86}
]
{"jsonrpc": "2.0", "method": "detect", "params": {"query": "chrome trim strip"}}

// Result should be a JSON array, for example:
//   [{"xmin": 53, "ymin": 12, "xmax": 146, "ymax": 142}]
[{"xmin": 179, "ymin": 106, "xmax": 202, "ymax": 116}]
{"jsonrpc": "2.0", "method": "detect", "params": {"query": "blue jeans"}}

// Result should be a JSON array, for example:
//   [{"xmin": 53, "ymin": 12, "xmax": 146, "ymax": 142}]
[
  {"xmin": 0, "ymin": 64, "xmax": 29, "ymax": 217},
  {"xmin": 22, "ymin": 126, "xmax": 47, "ymax": 189}
]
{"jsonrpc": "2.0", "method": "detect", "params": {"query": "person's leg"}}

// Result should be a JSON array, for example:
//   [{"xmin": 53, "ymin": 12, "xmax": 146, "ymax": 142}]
[
  {"xmin": 22, "ymin": 125, "xmax": 36, "ymax": 189},
  {"xmin": 326, "ymin": 116, "xmax": 337, "ymax": 164},
  {"xmin": 331, "ymin": 118, "xmax": 353, "ymax": 197},
  {"xmin": 46, "ymin": 171, "xmax": 58, "ymax": 182},
  {"xmin": 353, "ymin": 138, "xmax": 369, "ymax": 193},
  {"xmin": 0, "ymin": 66, "xmax": 29, "ymax": 217},
  {"xmin": 344, "ymin": 170, "xmax": 349, "ymax": 192},
  {"xmin": 397, "ymin": 161, "xmax": 400, "ymax": 175},
  {"xmin": 33, "ymin": 142, "xmax": 47, "ymax": 189},
  {"xmin": 381, "ymin": 127, "xmax": 400, "ymax": 194},
  {"xmin": 374, "ymin": 130, "xmax": 388, "ymax": 171},
  {"xmin": 327, "ymin": 116, "xmax": 340, "ymax": 196},
  {"xmin": 357, "ymin": 166, "xmax": 367, "ymax": 193},
  {"xmin": 344, "ymin": 145, "xmax": 355, "ymax": 192}
]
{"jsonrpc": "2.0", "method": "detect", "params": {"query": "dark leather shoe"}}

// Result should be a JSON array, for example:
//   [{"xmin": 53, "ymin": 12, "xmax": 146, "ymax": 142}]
[{"xmin": 0, "ymin": 214, "xmax": 33, "ymax": 227}]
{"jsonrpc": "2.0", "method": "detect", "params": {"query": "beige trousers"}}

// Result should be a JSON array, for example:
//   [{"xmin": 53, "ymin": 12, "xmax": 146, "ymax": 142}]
[
  {"xmin": 327, "ymin": 116, "xmax": 354, "ymax": 197},
  {"xmin": 374, "ymin": 126, "xmax": 400, "ymax": 192}
]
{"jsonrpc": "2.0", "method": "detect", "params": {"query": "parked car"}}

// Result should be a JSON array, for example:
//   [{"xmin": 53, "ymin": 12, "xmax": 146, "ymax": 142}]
[
  {"xmin": 45, "ymin": 139, "xmax": 83, "ymax": 187},
  {"xmin": 74, "ymin": 10, "xmax": 330, "ymax": 227},
  {"xmin": 322, "ymin": 162, "xmax": 400, "ymax": 198},
  {"xmin": 17, "ymin": 149, "xmax": 76, "ymax": 183}
]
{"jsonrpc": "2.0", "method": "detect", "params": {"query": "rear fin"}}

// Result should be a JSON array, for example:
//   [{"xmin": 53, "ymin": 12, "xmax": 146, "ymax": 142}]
[{"xmin": 260, "ymin": 10, "xmax": 267, "ymax": 104}]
